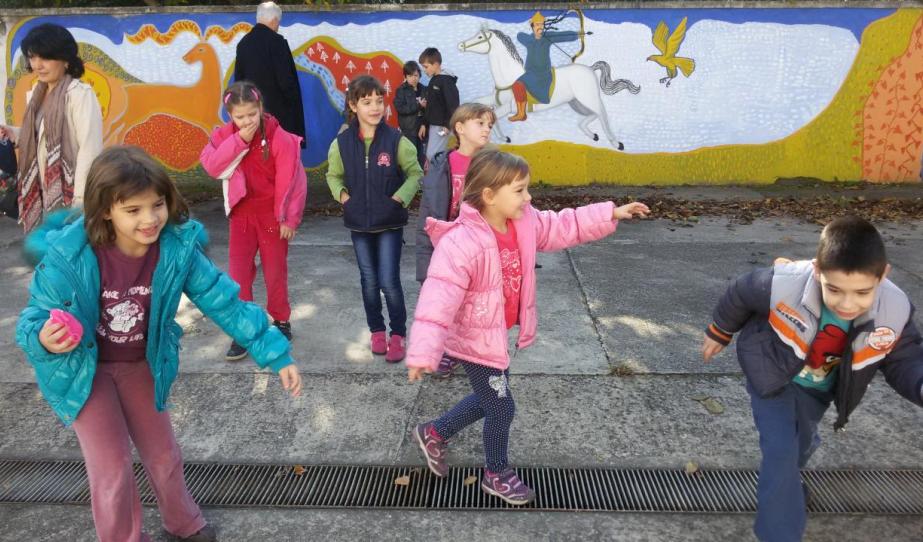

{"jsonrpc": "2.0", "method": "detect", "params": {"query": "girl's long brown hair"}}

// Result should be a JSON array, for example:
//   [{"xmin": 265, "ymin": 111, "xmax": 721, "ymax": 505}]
[{"xmin": 83, "ymin": 146, "xmax": 189, "ymax": 247}]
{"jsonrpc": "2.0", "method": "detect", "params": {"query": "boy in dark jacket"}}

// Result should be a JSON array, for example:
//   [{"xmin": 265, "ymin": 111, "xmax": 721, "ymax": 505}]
[
  {"xmin": 702, "ymin": 216, "xmax": 923, "ymax": 542},
  {"xmin": 418, "ymin": 47, "xmax": 459, "ymax": 165},
  {"xmin": 393, "ymin": 60, "xmax": 427, "ymax": 169}
]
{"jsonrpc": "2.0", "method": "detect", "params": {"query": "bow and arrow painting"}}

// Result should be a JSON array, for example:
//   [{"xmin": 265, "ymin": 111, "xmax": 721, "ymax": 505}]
[{"xmin": 461, "ymin": 9, "xmax": 641, "ymax": 150}]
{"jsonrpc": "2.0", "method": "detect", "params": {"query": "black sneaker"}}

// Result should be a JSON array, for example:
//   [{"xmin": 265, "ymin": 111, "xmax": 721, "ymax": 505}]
[
  {"xmin": 273, "ymin": 320, "xmax": 293, "ymax": 341},
  {"xmin": 225, "ymin": 341, "xmax": 247, "ymax": 361}
]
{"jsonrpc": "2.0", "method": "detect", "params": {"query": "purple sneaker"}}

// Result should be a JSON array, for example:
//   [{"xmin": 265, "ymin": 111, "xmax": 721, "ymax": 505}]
[
  {"xmin": 481, "ymin": 468, "xmax": 535, "ymax": 505},
  {"xmin": 413, "ymin": 422, "xmax": 448, "ymax": 477},
  {"xmin": 433, "ymin": 355, "xmax": 459, "ymax": 378}
]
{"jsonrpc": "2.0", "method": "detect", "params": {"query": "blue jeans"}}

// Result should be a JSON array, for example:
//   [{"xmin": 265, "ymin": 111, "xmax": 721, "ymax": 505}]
[
  {"xmin": 350, "ymin": 228, "xmax": 406, "ymax": 337},
  {"xmin": 748, "ymin": 381, "xmax": 831, "ymax": 542},
  {"xmin": 433, "ymin": 360, "xmax": 515, "ymax": 473}
]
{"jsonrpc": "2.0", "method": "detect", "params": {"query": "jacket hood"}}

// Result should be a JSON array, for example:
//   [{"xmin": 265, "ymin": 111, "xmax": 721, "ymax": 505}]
[
  {"xmin": 434, "ymin": 69, "xmax": 458, "ymax": 80},
  {"xmin": 424, "ymin": 202, "xmax": 493, "ymax": 247},
  {"xmin": 23, "ymin": 209, "xmax": 83, "ymax": 266},
  {"xmin": 23, "ymin": 209, "xmax": 209, "ymax": 267}
]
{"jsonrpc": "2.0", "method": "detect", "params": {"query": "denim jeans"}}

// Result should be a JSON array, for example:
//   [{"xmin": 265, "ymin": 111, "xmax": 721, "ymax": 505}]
[
  {"xmin": 748, "ymin": 381, "xmax": 831, "ymax": 542},
  {"xmin": 350, "ymin": 228, "xmax": 407, "ymax": 336}
]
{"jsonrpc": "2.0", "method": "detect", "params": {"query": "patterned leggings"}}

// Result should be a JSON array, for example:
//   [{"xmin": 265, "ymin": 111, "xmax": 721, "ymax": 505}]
[{"xmin": 432, "ymin": 358, "xmax": 515, "ymax": 473}]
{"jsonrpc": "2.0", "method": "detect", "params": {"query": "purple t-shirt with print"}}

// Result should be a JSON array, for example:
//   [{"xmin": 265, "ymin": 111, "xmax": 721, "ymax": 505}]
[{"xmin": 94, "ymin": 242, "xmax": 160, "ymax": 363}]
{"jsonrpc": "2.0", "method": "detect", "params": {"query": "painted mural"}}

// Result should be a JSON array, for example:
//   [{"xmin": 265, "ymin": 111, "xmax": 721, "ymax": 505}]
[{"xmin": 2, "ymin": 7, "xmax": 921, "ymax": 184}]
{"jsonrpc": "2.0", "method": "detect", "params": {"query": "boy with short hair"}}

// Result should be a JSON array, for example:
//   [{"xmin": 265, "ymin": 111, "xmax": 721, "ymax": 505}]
[
  {"xmin": 394, "ymin": 60, "xmax": 427, "ymax": 169},
  {"xmin": 702, "ymin": 215, "xmax": 923, "ymax": 542},
  {"xmin": 418, "ymin": 47, "xmax": 459, "ymax": 165}
]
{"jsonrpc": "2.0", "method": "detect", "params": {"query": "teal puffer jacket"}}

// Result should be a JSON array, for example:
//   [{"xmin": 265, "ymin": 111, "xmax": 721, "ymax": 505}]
[{"xmin": 16, "ymin": 211, "xmax": 293, "ymax": 425}]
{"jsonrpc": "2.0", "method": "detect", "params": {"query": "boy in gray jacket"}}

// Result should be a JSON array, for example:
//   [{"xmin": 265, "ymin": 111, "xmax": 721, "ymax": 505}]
[{"xmin": 702, "ymin": 216, "xmax": 923, "ymax": 542}]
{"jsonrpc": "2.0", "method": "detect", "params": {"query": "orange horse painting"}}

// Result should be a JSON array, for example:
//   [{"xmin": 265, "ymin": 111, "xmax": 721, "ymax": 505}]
[{"xmin": 103, "ymin": 40, "xmax": 224, "ymax": 146}]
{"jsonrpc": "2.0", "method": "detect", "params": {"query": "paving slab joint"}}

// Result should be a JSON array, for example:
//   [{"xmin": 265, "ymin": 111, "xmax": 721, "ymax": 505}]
[{"xmin": 564, "ymin": 248, "xmax": 616, "ymax": 372}]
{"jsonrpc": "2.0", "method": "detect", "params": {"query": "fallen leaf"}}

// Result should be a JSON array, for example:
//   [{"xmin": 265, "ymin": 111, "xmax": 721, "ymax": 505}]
[
  {"xmin": 463, "ymin": 475, "xmax": 478, "ymax": 486},
  {"xmin": 293, "ymin": 465, "xmax": 306, "ymax": 476},
  {"xmin": 684, "ymin": 461, "xmax": 700, "ymax": 476},
  {"xmin": 394, "ymin": 475, "xmax": 410, "ymax": 486},
  {"xmin": 692, "ymin": 395, "xmax": 726, "ymax": 415}
]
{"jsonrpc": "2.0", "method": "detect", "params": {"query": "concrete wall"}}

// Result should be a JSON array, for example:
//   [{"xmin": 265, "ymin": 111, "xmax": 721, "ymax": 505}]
[{"xmin": 3, "ymin": 3, "xmax": 922, "ymax": 184}]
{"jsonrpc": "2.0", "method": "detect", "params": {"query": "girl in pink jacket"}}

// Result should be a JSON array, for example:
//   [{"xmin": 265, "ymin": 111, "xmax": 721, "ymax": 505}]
[
  {"xmin": 200, "ymin": 81, "xmax": 307, "ymax": 362},
  {"xmin": 407, "ymin": 150, "xmax": 649, "ymax": 505}
]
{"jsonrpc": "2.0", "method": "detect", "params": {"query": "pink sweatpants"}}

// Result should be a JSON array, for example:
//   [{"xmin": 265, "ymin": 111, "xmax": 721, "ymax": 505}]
[
  {"xmin": 228, "ymin": 212, "xmax": 291, "ymax": 322},
  {"xmin": 72, "ymin": 362, "xmax": 204, "ymax": 542}
]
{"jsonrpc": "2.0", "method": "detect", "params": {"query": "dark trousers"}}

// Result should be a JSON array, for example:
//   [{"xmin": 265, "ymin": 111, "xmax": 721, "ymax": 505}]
[
  {"xmin": 748, "ymin": 381, "xmax": 831, "ymax": 542},
  {"xmin": 350, "ymin": 228, "xmax": 407, "ymax": 336},
  {"xmin": 433, "ymin": 359, "xmax": 516, "ymax": 473}
]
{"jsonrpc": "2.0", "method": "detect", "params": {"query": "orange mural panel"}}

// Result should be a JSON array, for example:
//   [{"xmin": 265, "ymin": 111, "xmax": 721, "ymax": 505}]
[
  {"xmin": 863, "ymin": 14, "xmax": 923, "ymax": 182},
  {"xmin": 124, "ymin": 114, "xmax": 209, "ymax": 171}
]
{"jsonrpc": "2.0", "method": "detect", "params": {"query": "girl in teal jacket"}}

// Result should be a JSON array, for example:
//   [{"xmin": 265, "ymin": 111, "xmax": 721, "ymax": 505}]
[{"xmin": 16, "ymin": 145, "xmax": 301, "ymax": 542}]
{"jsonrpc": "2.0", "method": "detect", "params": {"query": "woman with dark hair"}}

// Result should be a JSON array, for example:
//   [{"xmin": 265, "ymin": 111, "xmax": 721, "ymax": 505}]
[{"xmin": 0, "ymin": 23, "xmax": 103, "ymax": 232}]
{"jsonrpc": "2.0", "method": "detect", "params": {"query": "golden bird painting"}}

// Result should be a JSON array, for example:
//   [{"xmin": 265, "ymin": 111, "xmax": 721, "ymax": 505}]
[{"xmin": 647, "ymin": 16, "xmax": 696, "ymax": 87}]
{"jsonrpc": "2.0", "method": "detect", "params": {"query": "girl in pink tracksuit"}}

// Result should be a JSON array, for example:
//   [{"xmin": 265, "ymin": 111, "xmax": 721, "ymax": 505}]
[
  {"xmin": 200, "ymin": 81, "xmax": 307, "ymax": 361},
  {"xmin": 406, "ymin": 149, "xmax": 649, "ymax": 505}
]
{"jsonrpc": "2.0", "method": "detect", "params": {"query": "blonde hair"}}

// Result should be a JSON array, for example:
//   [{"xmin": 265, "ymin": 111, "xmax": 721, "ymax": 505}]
[
  {"xmin": 462, "ymin": 150, "xmax": 530, "ymax": 211},
  {"xmin": 450, "ymin": 103, "xmax": 497, "ymax": 144}
]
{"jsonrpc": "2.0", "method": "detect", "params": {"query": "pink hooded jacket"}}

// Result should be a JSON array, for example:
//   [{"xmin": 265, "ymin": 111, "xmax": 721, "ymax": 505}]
[
  {"xmin": 406, "ymin": 201, "xmax": 617, "ymax": 371},
  {"xmin": 199, "ymin": 115, "xmax": 307, "ymax": 229}
]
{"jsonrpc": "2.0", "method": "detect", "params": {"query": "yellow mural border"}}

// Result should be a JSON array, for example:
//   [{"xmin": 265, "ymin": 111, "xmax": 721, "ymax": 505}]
[
  {"xmin": 5, "ymin": 17, "xmax": 35, "ymax": 80},
  {"xmin": 510, "ymin": 8, "xmax": 922, "ymax": 185}
]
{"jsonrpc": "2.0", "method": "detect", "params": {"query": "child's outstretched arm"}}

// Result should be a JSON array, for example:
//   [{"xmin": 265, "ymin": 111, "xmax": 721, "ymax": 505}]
[
  {"xmin": 406, "ymin": 236, "xmax": 472, "ymax": 382},
  {"xmin": 701, "ymin": 267, "xmax": 774, "ymax": 362},
  {"xmin": 183, "ymin": 246, "xmax": 301, "ymax": 397},
  {"xmin": 533, "ymin": 201, "xmax": 649, "ymax": 252}
]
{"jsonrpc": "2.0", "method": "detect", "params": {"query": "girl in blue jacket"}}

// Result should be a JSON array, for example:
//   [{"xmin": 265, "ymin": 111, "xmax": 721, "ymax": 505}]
[{"xmin": 16, "ymin": 145, "xmax": 301, "ymax": 542}]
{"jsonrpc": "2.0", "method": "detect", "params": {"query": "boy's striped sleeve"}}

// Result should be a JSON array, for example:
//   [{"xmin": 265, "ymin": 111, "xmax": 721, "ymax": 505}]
[{"xmin": 705, "ymin": 323, "xmax": 733, "ymax": 346}]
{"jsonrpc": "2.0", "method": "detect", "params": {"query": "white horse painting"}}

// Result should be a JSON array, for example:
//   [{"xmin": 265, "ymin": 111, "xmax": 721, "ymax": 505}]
[{"xmin": 459, "ymin": 25, "xmax": 640, "ymax": 150}]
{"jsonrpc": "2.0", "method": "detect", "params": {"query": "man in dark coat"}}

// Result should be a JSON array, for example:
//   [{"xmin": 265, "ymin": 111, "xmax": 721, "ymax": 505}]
[{"xmin": 234, "ymin": 2, "xmax": 306, "ymax": 146}]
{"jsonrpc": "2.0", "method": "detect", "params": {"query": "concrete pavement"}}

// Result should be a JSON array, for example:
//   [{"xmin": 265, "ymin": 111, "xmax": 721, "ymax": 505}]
[{"xmin": 1, "ymin": 195, "xmax": 922, "ymax": 541}]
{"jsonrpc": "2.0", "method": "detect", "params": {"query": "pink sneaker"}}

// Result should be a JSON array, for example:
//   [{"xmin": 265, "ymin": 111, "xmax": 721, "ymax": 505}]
[
  {"xmin": 385, "ymin": 334, "xmax": 406, "ymax": 363},
  {"xmin": 370, "ymin": 331, "xmax": 387, "ymax": 355}
]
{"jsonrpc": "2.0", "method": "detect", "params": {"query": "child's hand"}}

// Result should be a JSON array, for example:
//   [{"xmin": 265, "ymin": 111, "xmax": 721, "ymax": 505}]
[
  {"xmin": 279, "ymin": 224, "xmax": 296, "ymax": 240},
  {"xmin": 278, "ymin": 364, "xmax": 302, "ymax": 397},
  {"xmin": 340, "ymin": 192, "xmax": 350, "ymax": 205},
  {"xmin": 0, "ymin": 125, "xmax": 15, "ymax": 144},
  {"xmin": 38, "ymin": 318, "xmax": 80, "ymax": 354},
  {"xmin": 408, "ymin": 366, "xmax": 430, "ymax": 382},
  {"xmin": 613, "ymin": 202, "xmax": 650, "ymax": 221},
  {"xmin": 238, "ymin": 123, "xmax": 258, "ymax": 143},
  {"xmin": 702, "ymin": 335, "xmax": 725, "ymax": 363}
]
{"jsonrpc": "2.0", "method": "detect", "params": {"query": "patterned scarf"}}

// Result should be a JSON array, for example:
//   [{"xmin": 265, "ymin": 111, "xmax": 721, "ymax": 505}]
[{"xmin": 17, "ymin": 75, "xmax": 77, "ymax": 233}]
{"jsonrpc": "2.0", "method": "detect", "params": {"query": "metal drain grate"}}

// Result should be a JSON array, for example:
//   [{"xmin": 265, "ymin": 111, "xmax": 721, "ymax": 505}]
[{"xmin": 2, "ymin": 461, "xmax": 922, "ymax": 514}]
